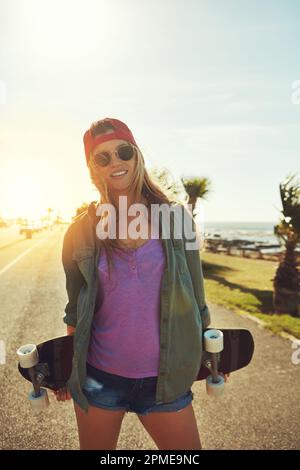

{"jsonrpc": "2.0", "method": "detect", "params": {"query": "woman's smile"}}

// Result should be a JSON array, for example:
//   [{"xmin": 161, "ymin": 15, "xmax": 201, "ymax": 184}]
[{"xmin": 110, "ymin": 169, "xmax": 128, "ymax": 178}]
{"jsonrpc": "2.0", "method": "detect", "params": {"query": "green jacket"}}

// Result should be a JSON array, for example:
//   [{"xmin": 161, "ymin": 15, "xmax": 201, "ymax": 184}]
[{"xmin": 62, "ymin": 201, "xmax": 211, "ymax": 413}]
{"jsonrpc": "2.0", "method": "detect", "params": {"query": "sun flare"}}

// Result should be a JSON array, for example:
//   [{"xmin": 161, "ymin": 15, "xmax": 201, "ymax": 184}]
[{"xmin": 3, "ymin": 171, "xmax": 46, "ymax": 220}]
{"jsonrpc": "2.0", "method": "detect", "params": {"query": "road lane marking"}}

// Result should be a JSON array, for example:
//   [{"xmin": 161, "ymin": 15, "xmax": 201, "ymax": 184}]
[
  {"xmin": 0, "ymin": 340, "xmax": 5, "ymax": 364},
  {"xmin": 0, "ymin": 238, "xmax": 46, "ymax": 276}
]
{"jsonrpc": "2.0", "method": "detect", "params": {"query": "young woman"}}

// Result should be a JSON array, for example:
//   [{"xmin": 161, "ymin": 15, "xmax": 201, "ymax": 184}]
[{"xmin": 57, "ymin": 117, "xmax": 222, "ymax": 450}]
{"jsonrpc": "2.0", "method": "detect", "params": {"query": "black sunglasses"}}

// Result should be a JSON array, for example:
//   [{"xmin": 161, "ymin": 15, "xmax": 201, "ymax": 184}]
[{"xmin": 93, "ymin": 144, "xmax": 135, "ymax": 167}]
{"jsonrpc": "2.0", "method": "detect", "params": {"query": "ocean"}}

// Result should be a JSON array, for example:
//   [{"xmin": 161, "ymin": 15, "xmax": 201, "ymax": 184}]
[{"xmin": 200, "ymin": 221, "xmax": 280, "ymax": 245}]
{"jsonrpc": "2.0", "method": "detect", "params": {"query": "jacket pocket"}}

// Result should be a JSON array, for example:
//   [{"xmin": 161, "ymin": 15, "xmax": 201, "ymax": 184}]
[{"xmin": 72, "ymin": 249, "xmax": 94, "ymax": 283}]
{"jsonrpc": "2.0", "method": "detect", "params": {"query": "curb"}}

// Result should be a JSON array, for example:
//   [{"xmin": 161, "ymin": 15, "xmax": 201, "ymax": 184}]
[{"xmin": 240, "ymin": 311, "xmax": 299, "ymax": 344}]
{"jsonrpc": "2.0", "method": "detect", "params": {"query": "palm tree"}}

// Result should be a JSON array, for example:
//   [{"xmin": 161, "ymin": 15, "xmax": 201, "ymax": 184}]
[
  {"xmin": 74, "ymin": 202, "xmax": 90, "ymax": 220},
  {"xmin": 181, "ymin": 177, "xmax": 211, "ymax": 216},
  {"xmin": 149, "ymin": 166, "xmax": 187, "ymax": 202},
  {"xmin": 272, "ymin": 174, "xmax": 300, "ymax": 316},
  {"xmin": 47, "ymin": 207, "xmax": 53, "ymax": 222}
]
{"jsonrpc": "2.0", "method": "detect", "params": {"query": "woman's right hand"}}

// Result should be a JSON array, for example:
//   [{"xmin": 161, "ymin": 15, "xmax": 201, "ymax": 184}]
[{"xmin": 53, "ymin": 387, "xmax": 72, "ymax": 401}]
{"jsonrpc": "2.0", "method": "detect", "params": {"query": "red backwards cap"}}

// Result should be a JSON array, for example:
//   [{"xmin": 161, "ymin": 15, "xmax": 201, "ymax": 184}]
[{"xmin": 83, "ymin": 117, "xmax": 138, "ymax": 165}]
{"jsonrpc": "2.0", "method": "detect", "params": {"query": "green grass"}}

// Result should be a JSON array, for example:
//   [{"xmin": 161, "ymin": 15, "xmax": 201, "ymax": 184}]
[
  {"xmin": 253, "ymin": 313, "xmax": 300, "ymax": 338},
  {"xmin": 201, "ymin": 252, "xmax": 300, "ymax": 339}
]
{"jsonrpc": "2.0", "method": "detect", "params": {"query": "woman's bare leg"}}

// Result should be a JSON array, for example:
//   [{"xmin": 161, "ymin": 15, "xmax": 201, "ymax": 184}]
[
  {"xmin": 74, "ymin": 401, "xmax": 126, "ymax": 450},
  {"xmin": 137, "ymin": 403, "xmax": 201, "ymax": 450}
]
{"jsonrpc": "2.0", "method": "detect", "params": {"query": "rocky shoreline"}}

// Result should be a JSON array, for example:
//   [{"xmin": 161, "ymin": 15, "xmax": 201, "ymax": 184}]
[{"xmin": 203, "ymin": 236, "xmax": 300, "ymax": 262}]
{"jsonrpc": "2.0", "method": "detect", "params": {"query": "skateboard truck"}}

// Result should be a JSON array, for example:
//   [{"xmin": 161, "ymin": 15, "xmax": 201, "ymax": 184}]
[
  {"xmin": 203, "ymin": 329, "xmax": 225, "ymax": 397},
  {"xmin": 17, "ymin": 344, "xmax": 50, "ymax": 413}
]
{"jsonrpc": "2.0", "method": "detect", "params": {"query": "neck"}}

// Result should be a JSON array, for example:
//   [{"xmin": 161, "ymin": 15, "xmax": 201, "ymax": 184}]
[{"xmin": 109, "ymin": 190, "xmax": 147, "ymax": 210}]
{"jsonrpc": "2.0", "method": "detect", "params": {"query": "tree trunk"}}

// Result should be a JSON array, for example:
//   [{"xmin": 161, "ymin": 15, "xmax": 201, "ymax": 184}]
[
  {"xmin": 273, "ymin": 288, "xmax": 300, "ymax": 317},
  {"xmin": 273, "ymin": 240, "xmax": 300, "ymax": 316}
]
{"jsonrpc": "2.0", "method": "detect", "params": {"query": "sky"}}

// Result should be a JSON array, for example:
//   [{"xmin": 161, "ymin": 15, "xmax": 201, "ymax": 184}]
[{"xmin": 0, "ymin": 0, "xmax": 299, "ymax": 222}]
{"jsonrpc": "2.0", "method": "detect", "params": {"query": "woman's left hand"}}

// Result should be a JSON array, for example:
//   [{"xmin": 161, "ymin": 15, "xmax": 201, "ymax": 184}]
[
  {"xmin": 221, "ymin": 373, "xmax": 230, "ymax": 382},
  {"xmin": 52, "ymin": 387, "xmax": 72, "ymax": 401}
]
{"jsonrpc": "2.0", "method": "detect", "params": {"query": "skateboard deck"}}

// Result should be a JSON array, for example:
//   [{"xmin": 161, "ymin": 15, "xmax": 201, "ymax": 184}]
[
  {"xmin": 197, "ymin": 328, "xmax": 254, "ymax": 380},
  {"xmin": 18, "ymin": 328, "xmax": 254, "ymax": 391}
]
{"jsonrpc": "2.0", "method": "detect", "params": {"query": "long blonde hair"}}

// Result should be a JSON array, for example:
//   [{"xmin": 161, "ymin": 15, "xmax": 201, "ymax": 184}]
[{"xmin": 87, "ymin": 124, "xmax": 177, "ymax": 270}]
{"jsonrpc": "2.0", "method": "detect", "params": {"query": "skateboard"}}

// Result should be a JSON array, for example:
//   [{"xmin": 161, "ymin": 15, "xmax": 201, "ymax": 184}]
[{"xmin": 17, "ymin": 328, "xmax": 254, "ymax": 412}]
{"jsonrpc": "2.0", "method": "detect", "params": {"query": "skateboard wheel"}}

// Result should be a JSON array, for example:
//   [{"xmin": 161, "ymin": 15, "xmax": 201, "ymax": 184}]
[
  {"xmin": 28, "ymin": 387, "xmax": 49, "ymax": 412},
  {"xmin": 17, "ymin": 344, "xmax": 39, "ymax": 368},
  {"xmin": 206, "ymin": 375, "xmax": 225, "ymax": 397},
  {"xmin": 204, "ymin": 329, "xmax": 224, "ymax": 353}
]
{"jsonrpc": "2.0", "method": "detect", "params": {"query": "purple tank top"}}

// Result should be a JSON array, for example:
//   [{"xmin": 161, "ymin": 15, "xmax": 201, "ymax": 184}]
[{"xmin": 87, "ymin": 238, "xmax": 166, "ymax": 378}]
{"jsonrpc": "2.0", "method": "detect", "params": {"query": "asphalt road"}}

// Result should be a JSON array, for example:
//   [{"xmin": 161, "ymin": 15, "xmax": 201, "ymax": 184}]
[{"xmin": 0, "ymin": 226, "xmax": 299, "ymax": 450}]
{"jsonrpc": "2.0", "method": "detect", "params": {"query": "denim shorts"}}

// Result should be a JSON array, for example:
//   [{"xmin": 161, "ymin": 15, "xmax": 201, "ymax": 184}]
[{"xmin": 82, "ymin": 363, "xmax": 194, "ymax": 416}]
